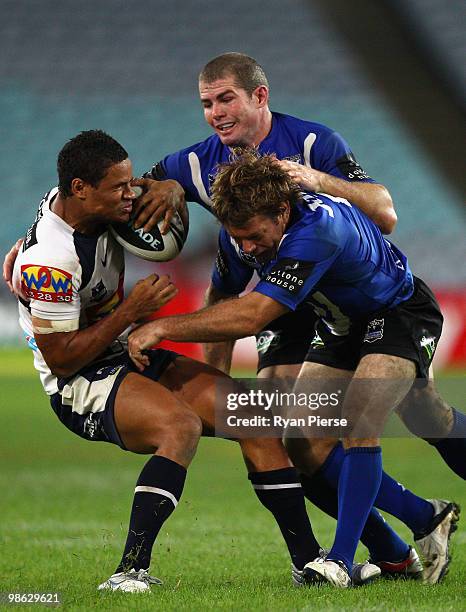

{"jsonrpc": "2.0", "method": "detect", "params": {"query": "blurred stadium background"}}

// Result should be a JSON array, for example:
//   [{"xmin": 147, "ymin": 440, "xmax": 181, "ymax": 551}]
[{"xmin": 0, "ymin": 0, "xmax": 465, "ymax": 370}]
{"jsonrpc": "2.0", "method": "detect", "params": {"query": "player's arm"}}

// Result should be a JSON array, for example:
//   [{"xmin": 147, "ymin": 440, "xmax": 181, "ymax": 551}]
[
  {"xmin": 33, "ymin": 274, "xmax": 177, "ymax": 378},
  {"xmin": 277, "ymin": 160, "xmax": 396, "ymax": 234},
  {"xmin": 128, "ymin": 291, "xmax": 288, "ymax": 371},
  {"xmin": 3, "ymin": 238, "xmax": 23, "ymax": 293},
  {"xmin": 202, "ymin": 282, "xmax": 239, "ymax": 374}
]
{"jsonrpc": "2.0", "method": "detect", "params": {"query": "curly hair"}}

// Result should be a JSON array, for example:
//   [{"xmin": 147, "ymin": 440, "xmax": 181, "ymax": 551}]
[
  {"xmin": 199, "ymin": 53, "xmax": 268, "ymax": 95},
  {"xmin": 211, "ymin": 151, "xmax": 302, "ymax": 227},
  {"xmin": 57, "ymin": 130, "xmax": 128, "ymax": 197}
]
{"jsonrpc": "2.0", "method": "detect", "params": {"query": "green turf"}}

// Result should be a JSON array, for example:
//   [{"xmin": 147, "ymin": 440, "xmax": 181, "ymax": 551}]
[{"xmin": 0, "ymin": 349, "xmax": 464, "ymax": 610}]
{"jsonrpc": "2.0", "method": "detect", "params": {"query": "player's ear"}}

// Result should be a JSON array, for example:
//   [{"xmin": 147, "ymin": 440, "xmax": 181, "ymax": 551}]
[
  {"xmin": 277, "ymin": 201, "xmax": 291, "ymax": 224},
  {"xmin": 70, "ymin": 178, "xmax": 88, "ymax": 200},
  {"xmin": 279, "ymin": 201, "xmax": 290, "ymax": 215},
  {"xmin": 253, "ymin": 85, "xmax": 269, "ymax": 108}
]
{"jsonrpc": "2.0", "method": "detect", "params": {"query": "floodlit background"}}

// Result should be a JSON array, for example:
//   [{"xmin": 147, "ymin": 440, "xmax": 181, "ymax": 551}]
[{"xmin": 1, "ymin": 0, "xmax": 465, "ymax": 368}]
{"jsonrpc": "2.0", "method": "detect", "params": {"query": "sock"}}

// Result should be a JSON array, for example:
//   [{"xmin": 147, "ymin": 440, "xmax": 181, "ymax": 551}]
[
  {"xmin": 301, "ymin": 471, "xmax": 410, "ymax": 562},
  {"xmin": 249, "ymin": 467, "xmax": 321, "ymax": 570},
  {"xmin": 116, "ymin": 455, "xmax": 186, "ymax": 573},
  {"xmin": 430, "ymin": 408, "xmax": 466, "ymax": 480},
  {"xmin": 321, "ymin": 442, "xmax": 434, "ymax": 534},
  {"xmin": 328, "ymin": 447, "xmax": 382, "ymax": 572}
]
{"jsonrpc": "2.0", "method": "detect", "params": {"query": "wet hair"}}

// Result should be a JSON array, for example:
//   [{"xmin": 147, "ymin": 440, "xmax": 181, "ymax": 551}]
[
  {"xmin": 211, "ymin": 151, "xmax": 301, "ymax": 227},
  {"xmin": 57, "ymin": 129, "xmax": 128, "ymax": 197},
  {"xmin": 199, "ymin": 52, "xmax": 269, "ymax": 95}
]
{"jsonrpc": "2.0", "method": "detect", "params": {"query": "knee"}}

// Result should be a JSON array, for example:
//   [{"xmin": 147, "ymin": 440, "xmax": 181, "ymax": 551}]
[{"xmin": 167, "ymin": 408, "xmax": 203, "ymax": 448}]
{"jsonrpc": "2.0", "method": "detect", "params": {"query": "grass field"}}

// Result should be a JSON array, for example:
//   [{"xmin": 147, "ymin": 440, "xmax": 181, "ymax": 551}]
[{"xmin": 0, "ymin": 348, "xmax": 464, "ymax": 611}]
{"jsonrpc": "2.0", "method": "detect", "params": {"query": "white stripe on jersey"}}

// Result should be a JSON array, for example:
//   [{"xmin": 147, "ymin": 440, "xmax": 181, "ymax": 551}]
[
  {"xmin": 134, "ymin": 486, "xmax": 178, "ymax": 507},
  {"xmin": 188, "ymin": 152, "xmax": 212, "ymax": 207},
  {"xmin": 303, "ymin": 132, "xmax": 317, "ymax": 168},
  {"xmin": 252, "ymin": 483, "xmax": 302, "ymax": 490}
]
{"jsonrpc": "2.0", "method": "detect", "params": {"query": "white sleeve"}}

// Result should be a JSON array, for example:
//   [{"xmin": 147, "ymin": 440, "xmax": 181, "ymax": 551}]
[{"xmin": 16, "ymin": 245, "xmax": 82, "ymax": 321}]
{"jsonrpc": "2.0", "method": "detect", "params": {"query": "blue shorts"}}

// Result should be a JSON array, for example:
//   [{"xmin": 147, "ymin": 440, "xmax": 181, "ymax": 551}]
[
  {"xmin": 305, "ymin": 277, "xmax": 443, "ymax": 379},
  {"xmin": 49, "ymin": 349, "xmax": 180, "ymax": 450}
]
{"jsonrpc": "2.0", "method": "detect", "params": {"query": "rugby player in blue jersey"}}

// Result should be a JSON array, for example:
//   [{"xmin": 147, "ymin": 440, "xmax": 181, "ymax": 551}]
[{"xmin": 128, "ymin": 152, "xmax": 460, "ymax": 586}]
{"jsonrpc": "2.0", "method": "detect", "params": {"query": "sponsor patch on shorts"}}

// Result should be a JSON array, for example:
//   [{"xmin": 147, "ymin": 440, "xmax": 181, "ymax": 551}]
[
  {"xmin": 363, "ymin": 318, "xmax": 384, "ymax": 343},
  {"xmin": 419, "ymin": 334, "xmax": 437, "ymax": 360},
  {"xmin": 21, "ymin": 264, "xmax": 73, "ymax": 303},
  {"xmin": 310, "ymin": 331, "xmax": 325, "ymax": 349},
  {"xmin": 256, "ymin": 330, "xmax": 281, "ymax": 354}
]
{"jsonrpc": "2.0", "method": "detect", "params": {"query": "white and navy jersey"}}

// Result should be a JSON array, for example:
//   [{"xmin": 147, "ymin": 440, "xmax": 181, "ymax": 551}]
[
  {"xmin": 13, "ymin": 188, "xmax": 126, "ymax": 395},
  {"xmin": 212, "ymin": 193, "xmax": 414, "ymax": 336},
  {"xmin": 145, "ymin": 112, "xmax": 375, "ymax": 212}
]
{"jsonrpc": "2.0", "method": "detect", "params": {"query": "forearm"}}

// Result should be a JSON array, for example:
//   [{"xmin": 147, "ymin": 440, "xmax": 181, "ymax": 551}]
[
  {"xmin": 37, "ymin": 304, "xmax": 134, "ymax": 377},
  {"xmin": 318, "ymin": 175, "xmax": 397, "ymax": 234},
  {"xmin": 202, "ymin": 284, "xmax": 237, "ymax": 372},
  {"xmin": 157, "ymin": 299, "xmax": 261, "ymax": 343}
]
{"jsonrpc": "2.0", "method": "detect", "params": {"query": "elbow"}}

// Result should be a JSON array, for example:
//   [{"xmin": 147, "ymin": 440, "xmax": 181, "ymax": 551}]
[
  {"xmin": 380, "ymin": 208, "xmax": 397, "ymax": 235},
  {"xmin": 48, "ymin": 360, "xmax": 78, "ymax": 379},
  {"xmin": 248, "ymin": 314, "xmax": 270, "ymax": 337},
  {"xmin": 377, "ymin": 188, "xmax": 397, "ymax": 235}
]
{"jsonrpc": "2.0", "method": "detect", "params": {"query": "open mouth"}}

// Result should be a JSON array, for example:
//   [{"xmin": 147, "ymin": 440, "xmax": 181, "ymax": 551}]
[{"xmin": 216, "ymin": 122, "xmax": 235, "ymax": 133}]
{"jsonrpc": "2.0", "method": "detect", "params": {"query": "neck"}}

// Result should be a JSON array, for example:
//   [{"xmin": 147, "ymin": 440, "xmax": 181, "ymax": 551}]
[
  {"xmin": 51, "ymin": 195, "xmax": 102, "ymax": 235},
  {"xmin": 251, "ymin": 108, "xmax": 273, "ymax": 147}
]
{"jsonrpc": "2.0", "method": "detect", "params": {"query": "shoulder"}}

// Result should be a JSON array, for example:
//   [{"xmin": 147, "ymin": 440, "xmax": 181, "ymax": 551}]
[
  {"xmin": 280, "ymin": 199, "xmax": 344, "ymax": 259},
  {"xmin": 164, "ymin": 134, "xmax": 224, "ymax": 166},
  {"xmin": 273, "ymin": 112, "xmax": 335, "ymax": 138}
]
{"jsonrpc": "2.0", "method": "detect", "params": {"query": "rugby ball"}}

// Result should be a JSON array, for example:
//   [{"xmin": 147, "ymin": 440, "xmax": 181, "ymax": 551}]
[{"xmin": 110, "ymin": 191, "xmax": 187, "ymax": 262}]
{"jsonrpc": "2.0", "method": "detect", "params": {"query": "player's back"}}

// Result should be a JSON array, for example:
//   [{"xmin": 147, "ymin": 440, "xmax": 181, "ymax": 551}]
[{"xmin": 281, "ymin": 193, "xmax": 414, "ymax": 316}]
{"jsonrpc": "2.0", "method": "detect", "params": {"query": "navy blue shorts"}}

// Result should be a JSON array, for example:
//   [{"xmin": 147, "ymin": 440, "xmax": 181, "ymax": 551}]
[
  {"xmin": 255, "ymin": 305, "xmax": 316, "ymax": 372},
  {"xmin": 304, "ymin": 277, "xmax": 443, "ymax": 378},
  {"xmin": 50, "ymin": 349, "xmax": 180, "ymax": 450}
]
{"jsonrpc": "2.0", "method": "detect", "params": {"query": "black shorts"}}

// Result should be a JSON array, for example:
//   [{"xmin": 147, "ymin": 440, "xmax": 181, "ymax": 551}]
[
  {"xmin": 255, "ymin": 305, "xmax": 317, "ymax": 373},
  {"xmin": 49, "ymin": 349, "xmax": 180, "ymax": 450},
  {"xmin": 304, "ymin": 277, "xmax": 443, "ymax": 378}
]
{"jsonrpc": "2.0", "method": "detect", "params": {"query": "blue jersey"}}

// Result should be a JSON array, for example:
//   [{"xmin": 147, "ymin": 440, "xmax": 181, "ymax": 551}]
[
  {"xmin": 212, "ymin": 193, "xmax": 413, "ymax": 336},
  {"xmin": 145, "ymin": 112, "xmax": 375, "ymax": 212}
]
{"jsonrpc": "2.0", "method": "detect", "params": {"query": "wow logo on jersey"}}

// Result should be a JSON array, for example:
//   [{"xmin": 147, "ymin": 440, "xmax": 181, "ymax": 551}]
[{"xmin": 21, "ymin": 264, "xmax": 73, "ymax": 303}]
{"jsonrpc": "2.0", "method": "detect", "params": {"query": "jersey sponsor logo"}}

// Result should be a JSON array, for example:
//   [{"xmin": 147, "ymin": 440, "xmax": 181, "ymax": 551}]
[
  {"xmin": 363, "ymin": 318, "xmax": 384, "ymax": 343},
  {"xmin": 336, "ymin": 153, "xmax": 371, "ymax": 181},
  {"xmin": 21, "ymin": 264, "xmax": 73, "ymax": 303},
  {"xmin": 264, "ymin": 258, "xmax": 315, "ymax": 295}
]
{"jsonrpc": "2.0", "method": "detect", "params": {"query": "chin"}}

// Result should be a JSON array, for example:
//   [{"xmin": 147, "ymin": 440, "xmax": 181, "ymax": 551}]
[{"xmin": 218, "ymin": 133, "xmax": 246, "ymax": 148}]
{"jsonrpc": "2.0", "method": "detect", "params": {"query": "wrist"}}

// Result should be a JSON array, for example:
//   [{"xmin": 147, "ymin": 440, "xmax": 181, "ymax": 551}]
[
  {"xmin": 317, "ymin": 170, "xmax": 334, "ymax": 194},
  {"xmin": 117, "ymin": 301, "xmax": 137, "ymax": 328}
]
